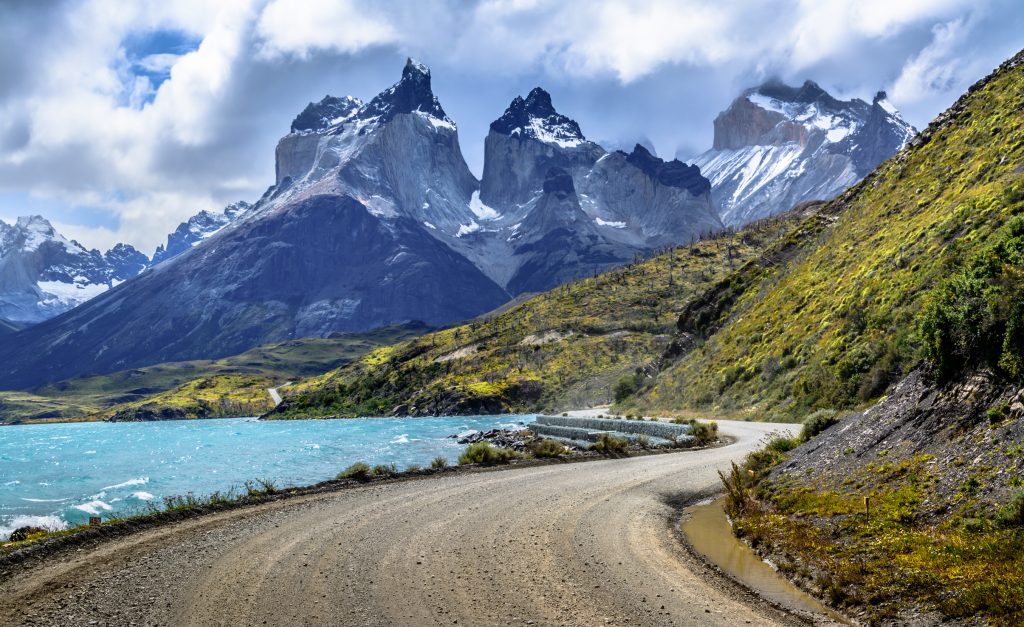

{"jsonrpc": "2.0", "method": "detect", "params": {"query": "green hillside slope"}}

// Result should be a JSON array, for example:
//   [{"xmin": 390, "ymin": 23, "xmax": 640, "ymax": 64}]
[
  {"xmin": 269, "ymin": 214, "xmax": 808, "ymax": 419},
  {"xmin": 623, "ymin": 50, "xmax": 1024, "ymax": 420}
]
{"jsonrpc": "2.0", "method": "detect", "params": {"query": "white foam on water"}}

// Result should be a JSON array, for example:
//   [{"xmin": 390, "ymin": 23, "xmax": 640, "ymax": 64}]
[
  {"xmin": 102, "ymin": 477, "xmax": 149, "ymax": 491},
  {"xmin": 20, "ymin": 497, "xmax": 70, "ymax": 503},
  {"xmin": 74, "ymin": 500, "xmax": 113, "ymax": 515},
  {"xmin": 0, "ymin": 514, "xmax": 68, "ymax": 541},
  {"xmin": 392, "ymin": 434, "xmax": 410, "ymax": 444},
  {"xmin": 131, "ymin": 491, "xmax": 155, "ymax": 501}
]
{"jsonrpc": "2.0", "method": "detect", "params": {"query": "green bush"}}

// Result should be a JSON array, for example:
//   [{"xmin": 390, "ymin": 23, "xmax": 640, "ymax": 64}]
[
  {"xmin": 431, "ymin": 456, "xmax": 448, "ymax": 469},
  {"xmin": 918, "ymin": 216, "xmax": 1024, "ymax": 381},
  {"xmin": 690, "ymin": 420, "xmax": 719, "ymax": 446},
  {"xmin": 613, "ymin": 374, "xmax": 641, "ymax": 402},
  {"xmin": 800, "ymin": 409, "xmax": 840, "ymax": 441},
  {"xmin": 458, "ymin": 442, "xmax": 520, "ymax": 465},
  {"xmin": 997, "ymin": 492, "xmax": 1024, "ymax": 528},
  {"xmin": 528, "ymin": 438, "xmax": 566, "ymax": 458},
  {"xmin": 590, "ymin": 433, "xmax": 629, "ymax": 456},
  {"xmin": 338, "ymin": 461, "xmax": 372, "ymax": 481},
  {"xmin": 372, "ymin": 463, "xmax": 397, "ymax": 476},
  {"xmin": 988, "ymin": 403, "xmax": 1010, "ymax": 425}
]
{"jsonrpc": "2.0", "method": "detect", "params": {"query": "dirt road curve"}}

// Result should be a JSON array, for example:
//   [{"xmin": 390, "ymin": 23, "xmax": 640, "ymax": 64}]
[{"xmin": 1, "ymin": 420, "xmax": 802, "ymax": 627}]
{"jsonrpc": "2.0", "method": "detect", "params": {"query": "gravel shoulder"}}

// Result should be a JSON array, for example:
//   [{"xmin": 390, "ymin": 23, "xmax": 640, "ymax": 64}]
[{"xmin": 0, "ymin": 420, "xmax": 801, "ymax": 626}]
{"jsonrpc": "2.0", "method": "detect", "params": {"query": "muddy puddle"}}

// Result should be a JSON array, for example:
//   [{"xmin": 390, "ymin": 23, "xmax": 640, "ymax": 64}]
[{"xmin": 682, "ymin": 498, "xmax": 850, "ymax": 624}]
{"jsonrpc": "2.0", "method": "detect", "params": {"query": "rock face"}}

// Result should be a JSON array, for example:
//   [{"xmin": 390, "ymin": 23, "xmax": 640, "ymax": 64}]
[
  {"xmin": 0, "ymin": 216, "xmax": 149, "ymax": 324},
  {"xmin": 694, "ymin": 80, "xmax": 916, "ymax": 226},
  {"xmin": 473, "ymin": 88, "xmax": 721, "ymax": 290},
  {"xmin": 0, "ymin": 61, "xmax": 722, "ymax": 388}
]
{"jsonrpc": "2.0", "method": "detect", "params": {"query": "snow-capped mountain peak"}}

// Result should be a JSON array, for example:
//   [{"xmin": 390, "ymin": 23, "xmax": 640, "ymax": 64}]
[
  {"xmin": 0, "ymin": 216, "xmax": 148, "ymax": 323},
  {"xmin": 290, "ymin": 95, "xmax": 363, "ymax": 134},
  {"xmin": 151, "ymin": 201, "xmax": 252, "ymax": 266},
  {"xmin": 355, "ymin": 57, "xmax": 453, "ymax": 128},
  {"xmin": 490, "ymin": 87, "xmax": 586, "ymax": 148},
  {"xmin": 696, "ymin": 79, "xmax": 917, "ymax": 226}
]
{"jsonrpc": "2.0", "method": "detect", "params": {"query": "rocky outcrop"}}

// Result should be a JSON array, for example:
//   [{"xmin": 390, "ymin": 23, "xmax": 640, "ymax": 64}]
[{"xmin": 695, "ymin": 80, "xmax": 916, "ymax": 226}]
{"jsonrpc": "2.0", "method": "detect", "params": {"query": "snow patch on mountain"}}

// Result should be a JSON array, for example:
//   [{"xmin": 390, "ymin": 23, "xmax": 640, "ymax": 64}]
[
  {"xmin": 696, "ymin": 80, "xmax": 917, "ymax": 226},
  {"xmin": 468, "ymin": 191, "xmax": 500, "ymax": 220}
]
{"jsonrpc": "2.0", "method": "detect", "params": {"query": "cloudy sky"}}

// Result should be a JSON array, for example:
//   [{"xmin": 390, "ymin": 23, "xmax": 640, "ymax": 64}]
[{"xmin": 1, "ymin": 0, "xmax": 1021, "ymax": 254}]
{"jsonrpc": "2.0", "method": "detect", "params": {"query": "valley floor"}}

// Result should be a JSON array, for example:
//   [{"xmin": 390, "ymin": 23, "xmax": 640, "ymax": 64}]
[{"xmin": 0, "ymin": 420, "xmax": 812, "ymax": 626}]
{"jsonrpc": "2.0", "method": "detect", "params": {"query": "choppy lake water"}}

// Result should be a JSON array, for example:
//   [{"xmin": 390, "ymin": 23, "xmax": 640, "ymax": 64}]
[{"xmin": 0, "ymin": 415, "xmax": 530, "ymax": 540}]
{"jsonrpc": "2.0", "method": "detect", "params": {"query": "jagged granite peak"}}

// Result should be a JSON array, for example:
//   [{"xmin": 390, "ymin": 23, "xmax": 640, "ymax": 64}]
[
  {"xmin": 0, "ymin": 215, "xmax": 151, "ymax": 324},
  {"xmin": 151, "ymin": 201, "xmax": 252, "ymax": 266},
  {"xmin": 104, "ymin": 243, "xmax": 148, "ymax": 281},
  {"xmin": 623, "ymin": 144, "xmax": 710, "ymax": 196},
  {"xmin": 356, "ymin": 58, "xmax": 451, "ymax": 126},
  {"xmin": 290, "ymin": 95, "xmax": 363, "ymax": 133},
  {"xmin": 490, "ymin": 87, "xmax": 585, "ymax": 147},
  {"xmin": 695, "ymin": 78, "xmax": 917, "ymax": 225}
]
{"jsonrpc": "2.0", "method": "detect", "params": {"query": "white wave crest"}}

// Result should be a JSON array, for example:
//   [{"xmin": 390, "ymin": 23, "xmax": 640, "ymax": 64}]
[
  {"xmin": 74, "ymin": 500, "xmax": 113, "ymax": 515},
  {"xmin": 101, "ymin": 477, "xmax": 149, "ymax": 491},
  {"xmin": 0, "ymin": 514, "xmax": 68, "ymax": 541}
]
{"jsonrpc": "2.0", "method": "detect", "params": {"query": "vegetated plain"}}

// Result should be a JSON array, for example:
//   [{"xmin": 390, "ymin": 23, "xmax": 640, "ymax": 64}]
[{"xmin": 0, "ymin": 322, "xmax": 427, "ymax": 424}]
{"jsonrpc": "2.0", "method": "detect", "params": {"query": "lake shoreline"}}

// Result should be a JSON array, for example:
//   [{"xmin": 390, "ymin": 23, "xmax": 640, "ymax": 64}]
[{"xmin": 0, "ymin": 439, "xmax": 727, "ymax": 578}]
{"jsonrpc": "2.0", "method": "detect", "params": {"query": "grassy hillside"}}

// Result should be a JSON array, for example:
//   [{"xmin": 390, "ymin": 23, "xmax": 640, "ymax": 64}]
[
  {"xmin": 270, "ymin": 215, "xmax": 804, "ymax": 418},
  {"xmin": 1, "ymin": 323, "xmax": 427, "ymax": 424},
  {"xmin": 623, "ymin": 50, "xmax": 1024, "ymax": 420}
]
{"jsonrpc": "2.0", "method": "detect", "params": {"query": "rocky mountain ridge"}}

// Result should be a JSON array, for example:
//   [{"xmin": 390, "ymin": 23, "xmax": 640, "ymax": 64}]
[
  {"xmin": 0, "ymin": 216, "xmax": 147, "ymax": 324},
  {"xmin": 694, "ymin": 79, "xmax": 916, "ymax": 225}
]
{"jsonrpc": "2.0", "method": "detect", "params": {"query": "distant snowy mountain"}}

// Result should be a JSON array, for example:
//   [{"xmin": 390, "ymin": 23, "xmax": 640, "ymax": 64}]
[
  {"xmin": 0, "ymin": 216, "xmax": 148, "ymax": 324},
  {"xmin": 694, "ymin": 80, "xmax": 916, "ymax": 225},
  {"xmin": 151, "ymin": 201, "xmax": 252, "ymax": 266}
]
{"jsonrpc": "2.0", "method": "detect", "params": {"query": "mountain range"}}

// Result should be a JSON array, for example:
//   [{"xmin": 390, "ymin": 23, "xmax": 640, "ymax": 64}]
[
  {"xmin": 0, "ymin": 60, "xmax": 725, "ymax": 387},
  {"xmin": 0, "ymin": 61, "xmax": 914, "ymax": 389}
]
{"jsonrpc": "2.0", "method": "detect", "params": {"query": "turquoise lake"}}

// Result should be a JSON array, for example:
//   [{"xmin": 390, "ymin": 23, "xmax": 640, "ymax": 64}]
[{"xmin": 0, "ymin": 415, "xmax": 531, "ymax": 540}]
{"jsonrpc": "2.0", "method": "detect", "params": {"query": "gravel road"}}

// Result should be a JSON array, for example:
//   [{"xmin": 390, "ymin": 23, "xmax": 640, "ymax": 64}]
[{"xmin": 0, "ymin": 420, "xmax": 802, "ymax": 626}]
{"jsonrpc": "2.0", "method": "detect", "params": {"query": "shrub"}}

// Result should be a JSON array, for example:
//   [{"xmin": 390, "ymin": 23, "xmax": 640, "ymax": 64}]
[
  {"xmin": 800, "ymin": 409, "xmax": 840, "ymax": 441},
  {"xmin": 636, "ymin": 435, "xmax": 651, "ymax": 449},
  {"xmin": 431, "ymin": 456, "xmax": 448, "ymax": 469},
  {"xmin": 406, "ymin": 464, "xmax": 421, "ymax": 473},
  {"xmin": 372, "ymin": 463, "xmax": 397, "ymax": 476},
  {"xmin": 528, "ymin": 438, "xmax": 566, "ymax": 458},
  {"xmin": 917, "ymin": 216, "xmax": 1024, "ymax": 382},
  {"xmin": 613, "ymin": 374, "xmax": 641, "ymax": 402},
  {"xmin": 690, "ymin": 420, "xmax": 719, "ymax": 446},
  {"xmin": 590, "ymin": 433, "xmax": 629, "ymax": 456},
  {"xmin": 338, "ymin": 462, "xmax": 372, "ymax": 481},
  {"xmin": 997, "ymin": 492, "xmax": 1024, "ymax": 528},
  {"xmin": 458, "ymin": 442, "xmax": 520, "ymax": 465},
  {"xmin": 988, "ymin": 403, "xmax": 1010, "ymax": 425},
  {"xmin": 244, "ymin": 479, "xmax": 278, "ymax": 497}
]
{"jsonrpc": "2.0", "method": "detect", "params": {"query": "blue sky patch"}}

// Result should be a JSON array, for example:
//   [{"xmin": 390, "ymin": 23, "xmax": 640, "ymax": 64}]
[{"xmin": 120, "ymin": 29, "xmax": 202, "ymax": 105}]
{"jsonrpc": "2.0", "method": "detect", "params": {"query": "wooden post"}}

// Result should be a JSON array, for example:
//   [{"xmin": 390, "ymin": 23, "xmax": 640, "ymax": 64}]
[
  {"xmin": 89, "ymin": 516, "xmax": 101, "ymax": 526},
  {"xmin": 864, "ymin": 496, "xmax": 871, "ymax": 518}
]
